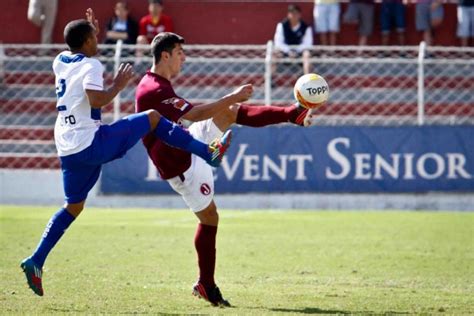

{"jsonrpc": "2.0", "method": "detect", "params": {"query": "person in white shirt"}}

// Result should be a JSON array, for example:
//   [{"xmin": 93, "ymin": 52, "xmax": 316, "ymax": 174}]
[
  {"xmin": 273, "ymin": 4, "xmax": 313, "ymax": 75},
  {"xmin": 314, "ymin": 0, "xmax": 341, "ymax": 45},
  {"xmin": 20, "ymin": 8, "xmax": 233, "ymax": 297}
]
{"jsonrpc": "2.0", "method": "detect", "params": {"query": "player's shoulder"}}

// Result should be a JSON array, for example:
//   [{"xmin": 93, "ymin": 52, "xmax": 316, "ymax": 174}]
[
  {"xmin": 54, "ymin": 51, "xmax": 84, "ymax": 71},
  {"xmin": 53, "ymin": 51, "xmax": 101, "ymax": 68},
  {"xmin": 77, "ymin": 56, "xmax": 104, "ymax": 75},
  {"xmin": 84, "ymin": 57, "xmax": 103, "ymax": 68},
  {"xmin": 137, "ymin": 72, "xmax": 174, "ymax": 101},
  {"xmin": 138, "ymin": 72, "xmax": 167, "ymax": 93},
  {"xmin": 55, "ymin": 51, "xmax": 86, "ymax": 63},
  {"xmin": 142, "ymin": 71, "xmax": 171, "ymax": 87}
]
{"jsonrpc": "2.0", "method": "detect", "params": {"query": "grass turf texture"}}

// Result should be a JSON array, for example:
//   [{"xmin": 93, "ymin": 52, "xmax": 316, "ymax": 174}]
[{"xmin": 1, "ymin": 206, "xmax": 473, "ymax": 314}]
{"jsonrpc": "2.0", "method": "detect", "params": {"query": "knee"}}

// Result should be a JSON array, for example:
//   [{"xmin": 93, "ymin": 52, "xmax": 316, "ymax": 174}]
[
  {"xmin": 201, "ymin": 210, "xmax": 219, "ymax": 226},
  {"xmin": 229, "ymin": 104, "xmax": 240, "ymax": 113},
  {"xmin": 302, "ymin": 50, "xmax": 311, "ymax": 59},
  {"xmin": 196, "ymin": 202, "xmax": 219, "ymax": 226},
  {"xmin": 27, "ymin": 10, "xmax": 42, "ymax": 26},
  {"xmin": 212, "ymin": 105, "xmax": 238, "ymax": 130},
  {"xmin": 227, "ymin": 104, "xmax": 240, "ymax": 121},
  {"xmin": 224, "ymin": 104, "xmax": 239, "ymax": 121},
  {"xmin": 146, "ymin": 110, "xmax": 161, "ymax": 129},
  {"xmin": 273, "ymin": 51, "xmax": 283, "ymax": 59},
  {"xmin": 64, "ymin": 201, "xmax": 85, "ymax": 218}
]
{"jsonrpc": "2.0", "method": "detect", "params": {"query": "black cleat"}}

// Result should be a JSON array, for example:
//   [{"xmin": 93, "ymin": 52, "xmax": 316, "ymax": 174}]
[{"xmin": 192, "ymin": 282, "xmax": 231, "ymax": 307}]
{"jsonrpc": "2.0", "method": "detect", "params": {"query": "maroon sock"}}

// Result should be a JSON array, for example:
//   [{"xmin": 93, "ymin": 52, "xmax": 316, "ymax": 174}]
[
  {"xmin": 236, "ymin": 104, "xmax": 299, "ymax": 127},
  {"xmin": 194, "ymin": 223, "xmax": 217, "ymax": 288}
]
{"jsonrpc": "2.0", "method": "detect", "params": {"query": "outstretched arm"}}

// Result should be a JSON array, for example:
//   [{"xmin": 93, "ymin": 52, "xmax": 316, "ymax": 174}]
[
  {"xmin": 182, "ymin": 84, "xmax": 253, "ymax": 122},
  {"xmin": 86, "ymin": 63, "xmax": 134, "ymax": 108}
]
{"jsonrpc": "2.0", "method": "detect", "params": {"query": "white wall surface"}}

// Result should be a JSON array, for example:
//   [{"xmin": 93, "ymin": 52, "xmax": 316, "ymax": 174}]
[{"xmin": 1, "ymin": 169, "xmax": 473, "ymax": 211}]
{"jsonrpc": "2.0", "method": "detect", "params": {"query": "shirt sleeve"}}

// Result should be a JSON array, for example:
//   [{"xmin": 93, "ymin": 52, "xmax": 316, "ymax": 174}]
[
  {"xmin": 157, "ymin": 94, "xmax": 194, "ymax": 122},
  {"xmin": 296, "ymin": 26, "xmax": 313, "ymax": 53},
  {"xmin": 83, "ymin": 59, "xmax": 104, "ymax": 91},
  {"xmin": 137, "ymin": 83, "xmax": 194, "ymax": 123},
  {"xmin": 274, "ymin": 23, "xmax": 290, "ymax": 54}
]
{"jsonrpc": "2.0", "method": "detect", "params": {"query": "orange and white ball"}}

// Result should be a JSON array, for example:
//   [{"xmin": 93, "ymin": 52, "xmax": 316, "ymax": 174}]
[{"xmin": 293, "ymin": 73, "xmax": 330, "ymax": 109}]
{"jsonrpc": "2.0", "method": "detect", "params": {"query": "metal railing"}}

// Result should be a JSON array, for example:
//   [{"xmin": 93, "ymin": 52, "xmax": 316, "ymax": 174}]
[{"xmin": 0, "ymin": 42, "xmax": 473, "ymax": 168}]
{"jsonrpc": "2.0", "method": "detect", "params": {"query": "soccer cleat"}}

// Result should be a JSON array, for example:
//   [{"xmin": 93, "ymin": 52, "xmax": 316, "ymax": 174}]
[
  {"xmin": 20, "ymin": 257, "xmax": 44, "ymax": 296},
  {"xmin": 291, "ymin": 103, "xmax": 314, "ymax": 127},
  {"xmin": 192, "ymin": 282, "xmax": 231, "ymax": 307},
  {"xmin": 207, "ymin": 130, "xmax": 232, "ymax": 167}
]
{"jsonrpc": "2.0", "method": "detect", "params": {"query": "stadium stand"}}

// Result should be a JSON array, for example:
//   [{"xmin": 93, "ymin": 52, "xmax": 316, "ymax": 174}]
[
  {"xmin": 0, "ymin": 0, "xmax": 463, "ymax": 46},
  {"xmin": 0, "ymin": 1, "xmax": 472, "ymax": 170}
]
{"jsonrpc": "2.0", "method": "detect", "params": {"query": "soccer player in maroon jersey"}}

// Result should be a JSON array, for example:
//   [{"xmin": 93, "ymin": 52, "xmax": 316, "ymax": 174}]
[{"xmin": 135, "ymin": 32, "xmax": 312, "ymax": 307}]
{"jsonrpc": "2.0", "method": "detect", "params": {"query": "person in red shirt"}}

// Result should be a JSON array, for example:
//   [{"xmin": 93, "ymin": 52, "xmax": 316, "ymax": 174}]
[
  {"xmin": 137, "ymin": 0, "xmax": 173, "ymax": 45},
  {"xmin": 135, "ymin": 32, "xmax": 314, "ymax": 307}
]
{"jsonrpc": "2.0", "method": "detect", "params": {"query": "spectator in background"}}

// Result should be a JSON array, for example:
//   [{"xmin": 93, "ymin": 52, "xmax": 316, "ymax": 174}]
[
  {"xmin": 416, "ymin": 0, "xmax": 444, "ymax": 45},
  {"xmin": 343, "ymin": 0, "xmax": 375, "ymax": 46},
  {"xmin": 314, "ymin": 0, "xmax": 341, "ymax": 45},
  {"xmin": 137, "ymin": 0, "xmax": 173, "ymax": 45},
  {"xmin": 104, "ymin": 1, "xmax": 138, "ymax": 44},
  {"xmin": 380, "ymin": 0, "xmax": 406, "ymax": 45},
  {"xmin": 457, "ymin": 0, "xmax": 474, "ymax": 46},
  {"xmin": 27, "ymin": 0, "xmax": 58, "ymax": 43},
  {"xmin": 273, "ymin": 4, "xmax": 313, "ymax": 75}
]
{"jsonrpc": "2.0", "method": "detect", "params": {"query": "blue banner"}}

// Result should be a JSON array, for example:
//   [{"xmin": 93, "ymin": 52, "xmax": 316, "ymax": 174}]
[{"xmin": 101, "ymin": 126, "xmax": 474, "ymax": 194}]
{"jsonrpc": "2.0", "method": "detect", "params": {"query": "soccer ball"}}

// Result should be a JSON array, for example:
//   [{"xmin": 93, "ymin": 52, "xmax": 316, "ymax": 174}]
[{"xmin": 293, "ymin": 73, "xmax": 329, "ymax": 109}]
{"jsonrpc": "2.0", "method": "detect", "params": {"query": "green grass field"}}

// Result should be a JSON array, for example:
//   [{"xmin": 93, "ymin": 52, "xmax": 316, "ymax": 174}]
[{"xmin": 1, "ymin": 206, "xmax": 473, "ymax": 314}]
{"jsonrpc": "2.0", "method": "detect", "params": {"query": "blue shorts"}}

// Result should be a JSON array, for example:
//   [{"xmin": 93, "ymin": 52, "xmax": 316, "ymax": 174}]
[
  {"xmin": 381, "ymin": 2, "xmax": 406, "ymax": 33},
  {"xmin": 60, "ymin": 112, "xmax": 151, "ymax": 204}
]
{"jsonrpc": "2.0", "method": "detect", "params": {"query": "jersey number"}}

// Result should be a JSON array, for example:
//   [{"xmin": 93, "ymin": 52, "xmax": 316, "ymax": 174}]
[
  {"xmin": 56, "ymin": 79, "xmax": 66, "ymax": 98},
  {"xmin": 64, "ymin": 115, "xmax": 76, "ymax": 125}
]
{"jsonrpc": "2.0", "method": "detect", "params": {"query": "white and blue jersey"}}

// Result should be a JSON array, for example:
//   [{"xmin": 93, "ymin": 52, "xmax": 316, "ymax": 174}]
[
  {"xmin": 53, "ymin": 51, "xmax": 104, "ymax": 157},
  {"xmin": 52, "ymin": 51, "xmax": 151, "ymax": 204}
]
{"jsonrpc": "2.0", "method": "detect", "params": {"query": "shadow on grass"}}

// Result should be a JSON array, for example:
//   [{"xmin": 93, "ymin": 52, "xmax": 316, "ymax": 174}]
[
  {"xmin": 48, "ymin": 307, "xmax": 195, "ymax": 315},
  {"xmin": 269, "ymin": 307, "xmax": 410, "ymax": 314},
  {"xmin": 47, "ymin": 307, "xmax": 87, "ymax": 313}
]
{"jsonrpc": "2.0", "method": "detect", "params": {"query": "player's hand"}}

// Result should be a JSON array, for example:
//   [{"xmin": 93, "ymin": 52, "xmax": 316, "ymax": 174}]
[
  {"xmin": 113, "ymin": 63, "xmax": 134, "ymax": 90},
  {"xmin": 230, "ymin": 84, "xmax": 253, "ymax": 103},
  {"xmin": 86, "ymin": 8, "xmax": 100, "ymax": 35}
]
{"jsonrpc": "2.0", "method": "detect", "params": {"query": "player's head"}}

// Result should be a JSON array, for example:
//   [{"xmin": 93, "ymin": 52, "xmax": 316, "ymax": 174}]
[
  {"xmin": 148, "ymin": 0, "xmax": 163, "ymax": 17},
  {"xmin": 63, "ymin": 19, "xmax": 98, "ymax": 56},
  {"xmin": 287, "ymin": 4, "xmax": 302, "ymax": 23},
  {"xmin": 151, "ymin": 32, "xmax": 185, "ymax": 77}
]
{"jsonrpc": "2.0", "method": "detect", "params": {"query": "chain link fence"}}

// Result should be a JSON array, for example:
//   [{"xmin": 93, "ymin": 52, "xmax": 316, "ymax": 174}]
[{"xmin": 0, "ymin": 43, "xmax": 473, "ymax": 169}]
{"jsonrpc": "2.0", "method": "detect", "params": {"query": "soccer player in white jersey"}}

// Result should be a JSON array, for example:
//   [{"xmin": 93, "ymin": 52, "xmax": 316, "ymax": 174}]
[{"xmin": 20, "ymin": 8, "xmax": 235, "ymax": 297}]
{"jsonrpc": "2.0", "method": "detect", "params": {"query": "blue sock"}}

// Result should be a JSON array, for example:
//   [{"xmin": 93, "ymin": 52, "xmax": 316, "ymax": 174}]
[
  {"xmin": 30, "ymin": 208, "xmax": 75, "ymax": 268},
  {"xmin": 154, "ymin": 117, "xmax": 210, "ymax": 161}
]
